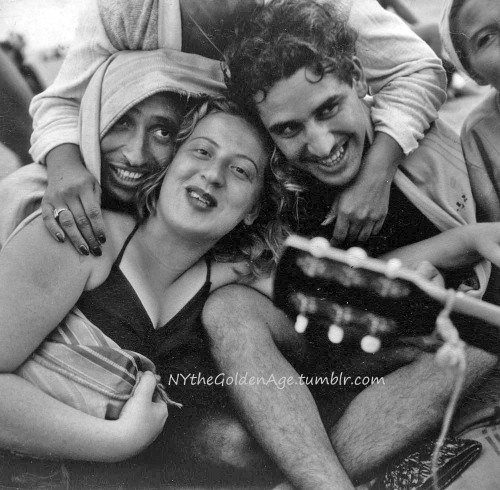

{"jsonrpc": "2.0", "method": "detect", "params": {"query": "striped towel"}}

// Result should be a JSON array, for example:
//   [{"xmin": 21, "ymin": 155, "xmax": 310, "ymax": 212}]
[{"xmin": 15, "ymin": 308, "xmax": 180, "ymax": 420}]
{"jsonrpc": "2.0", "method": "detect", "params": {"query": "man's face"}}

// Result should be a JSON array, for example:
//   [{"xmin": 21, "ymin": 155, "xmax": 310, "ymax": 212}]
[
  {"xmin": 255, "ymin": 61, "xmax": 369, "ymax": 187},
  {"xmin": 459, "ymin": 0, "xmax": 500, "ymax": 91},
  {"xmin": 100, "ymin": 92, "xmax": 184, "ymax": 203}
]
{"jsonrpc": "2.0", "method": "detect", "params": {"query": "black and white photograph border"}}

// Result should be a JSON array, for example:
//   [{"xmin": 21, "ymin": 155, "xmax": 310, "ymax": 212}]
[{"xmin": 0, "ymin": 0, "xmax": 498, "ymax": 489}]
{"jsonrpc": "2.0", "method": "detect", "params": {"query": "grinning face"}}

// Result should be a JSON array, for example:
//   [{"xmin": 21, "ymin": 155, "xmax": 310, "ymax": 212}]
[
  {"xmin": 100, "ymin": 92, "xmax": 184, "ymax": 203},
  {"xmin": 255, "ymin": 60, "xmax": 370, "ymax": 187},
  {"xmin": 157, "ymin": 111, "xmax": 269, "ymax": 242},
  {"xmin": 458, "ymin": 0, "xmax": 500, "ymax": 90}
]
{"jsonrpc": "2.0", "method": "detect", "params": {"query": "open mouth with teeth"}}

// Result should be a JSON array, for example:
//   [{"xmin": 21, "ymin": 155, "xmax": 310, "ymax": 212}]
[
  {"xmin": 318, "ymin": 141, "xmax": 347, "ymax": 168},
  {"xmin": 113, "ymin": 167, "xmax": 147, "ymax": 186},
  {"xmin": 186, "ymin": 186, "xmax": 217, "ymax": 208}
]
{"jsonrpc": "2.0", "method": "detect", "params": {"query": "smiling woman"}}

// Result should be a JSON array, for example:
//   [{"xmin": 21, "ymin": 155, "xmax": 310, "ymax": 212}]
[
  {"xmin": 0, "ymin": 93, "xmax": 290, "ymax": 486},
  {"xmin": 0, "ymin": 42, "xmax": 294, "ymax": 486}
]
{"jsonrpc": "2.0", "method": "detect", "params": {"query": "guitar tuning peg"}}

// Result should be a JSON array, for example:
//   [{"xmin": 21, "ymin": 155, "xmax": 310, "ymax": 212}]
[
  {"xmin": 309, "ymin": 237, "xmax": 330, "ymax": 257},
  {"xmin": 360, "ymin": 335, "xmax": 381, "ymax": 354},
  {"xmin": 328, "ymin": 324, "xmax": 344, "ymax": 344},
  {"xmin": 294, "ymin": 314, "xmax": 309, "ymax": 334},
  {"xmin": 385, "ymin": 258, "xmax": 402, "ymax": 278},
  {"xmin": 346, "ymin": 247, "xmax": 368, "ymax": 260}
]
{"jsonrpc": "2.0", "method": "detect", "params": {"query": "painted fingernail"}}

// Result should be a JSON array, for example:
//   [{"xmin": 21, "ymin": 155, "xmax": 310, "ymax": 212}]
[
  {"xmin": 56, "ymin": 233, "xmax": 65, "ymax": 243},
  {"xmin": 98, "ymin": 235, "xmax": 106, "ymax": 244},
  {"xmin": 79, "ymin": 245, "xmax": 90, "ymax": 256},
  {"xmin": 92, "ymin": 247, "xmax": 102, "ymax": 257}
]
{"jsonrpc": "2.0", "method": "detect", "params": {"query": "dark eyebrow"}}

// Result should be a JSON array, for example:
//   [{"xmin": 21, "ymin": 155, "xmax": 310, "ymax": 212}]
[
  {"xmin": 314, "ymin": 95, "xmax": 342, "ymax": 115},
  {"xmin": 125, "ymin": 106, "xmax": 180, "ymax": 126},
  {"xmin": 150, "ymin": 115, "xmax": 180, "ymax": 129},
  {"xmin": 268, "ymin": 95, "xmax": 342, "ymax": 135},
  {"xmin": 189, "ymin": 136, "xmax": 260, "ymax": 174},
  {"xmin": 268, "ymin": 120, "xmax": 300, "ymax": 135}
]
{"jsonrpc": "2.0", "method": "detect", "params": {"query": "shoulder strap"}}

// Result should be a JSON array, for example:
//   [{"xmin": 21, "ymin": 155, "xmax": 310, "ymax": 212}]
[
  {"xmin": 204, "ymin": 255, "xmax": 212, "ymax": 283},
  {"xmin": 114, "ymin": 222, "xmax": 141, "ymax": 266}
]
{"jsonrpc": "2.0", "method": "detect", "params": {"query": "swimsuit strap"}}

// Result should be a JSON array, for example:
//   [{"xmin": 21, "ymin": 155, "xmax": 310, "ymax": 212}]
[
  {"xmin": 204, "ymin": 255, "xmax": 212, "ymax": 283},
  {"xmin": 113, "ymin": 222, "xmax": 141, "ymax": 266}
]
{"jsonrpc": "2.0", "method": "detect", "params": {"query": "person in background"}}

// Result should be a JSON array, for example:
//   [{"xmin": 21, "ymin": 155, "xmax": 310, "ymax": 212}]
[
  {"xmin": 439, "ymin": 6, "xmax": 500, "ymax": 485},
  {"xmin": 441, "ymin": 0, "xmax": 500, "ymax": 307},
  {"xmin": 0, "ymin": 48, "xmax": 33, "ymax": 168},
  {"xmin": 0, "ymin": 37, "xmax": 44, "ymax": 95}
]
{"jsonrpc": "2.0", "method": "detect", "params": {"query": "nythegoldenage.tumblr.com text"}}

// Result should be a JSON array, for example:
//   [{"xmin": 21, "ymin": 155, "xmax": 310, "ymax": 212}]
[{"xmin": 167, "ymin": 372, "xmax": 385, "ymax": 390}]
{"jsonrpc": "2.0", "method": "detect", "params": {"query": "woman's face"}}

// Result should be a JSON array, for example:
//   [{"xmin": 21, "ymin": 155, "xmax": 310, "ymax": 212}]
[{"xmin": 158, "ymin": 111, "xmax": 269, "ymax": 241}]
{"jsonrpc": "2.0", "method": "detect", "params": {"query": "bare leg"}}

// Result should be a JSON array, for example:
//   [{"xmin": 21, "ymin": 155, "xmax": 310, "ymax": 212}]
[
  {"xmin": 202, "ymin": 285, "xmax": 354, "ymax": 490},
  {"xmin": 329, "ymin": 346, "xmax": 497, "ymax": 483}
]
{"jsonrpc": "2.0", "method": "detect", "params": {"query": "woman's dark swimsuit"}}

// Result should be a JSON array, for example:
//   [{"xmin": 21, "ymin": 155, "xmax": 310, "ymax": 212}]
[
  {"xmin": 1, "ymin": 224, "xmax": 224, "ymax": 488},
  {"xmin": 76, "ymin": 222, "xmax": 222, "ymax": 409}
]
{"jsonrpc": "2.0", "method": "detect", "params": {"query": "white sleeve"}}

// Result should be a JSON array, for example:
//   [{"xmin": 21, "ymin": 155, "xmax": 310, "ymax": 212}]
[
  {"xmin": 29, "ymin": 0, "xmax": 119, "ymax": 163},
  {"xmin": 345, "ymin": 0, "xmax": 447, "ymax": 153}
]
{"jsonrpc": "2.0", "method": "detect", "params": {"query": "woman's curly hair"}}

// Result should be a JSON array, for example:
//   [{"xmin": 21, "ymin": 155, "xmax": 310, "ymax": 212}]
[
  {"xmin": 224, "ymin": 0, "xmax": 358, "ymax": 116},
  {"xmin": 135, "ymin": 96, "xmax": 300, "ymax": 279}
]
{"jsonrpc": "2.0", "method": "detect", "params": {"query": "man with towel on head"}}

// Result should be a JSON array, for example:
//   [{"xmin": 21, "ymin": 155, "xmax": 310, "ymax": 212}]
[{"xmin": 0, "ymin": 47, "xmax": 225, "ymax": 247}]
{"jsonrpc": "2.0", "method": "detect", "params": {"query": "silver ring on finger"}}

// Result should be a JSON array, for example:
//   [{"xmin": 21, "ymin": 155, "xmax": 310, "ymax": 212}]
[{"xmin": 53, "ymin": 207, "xmax": 69, "ymax": 221}]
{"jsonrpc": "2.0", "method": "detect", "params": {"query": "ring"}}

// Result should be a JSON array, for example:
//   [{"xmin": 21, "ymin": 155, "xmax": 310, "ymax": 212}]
[{"xmin": 53, "ymin": 207, "xmax": 69, "ymax": 221}]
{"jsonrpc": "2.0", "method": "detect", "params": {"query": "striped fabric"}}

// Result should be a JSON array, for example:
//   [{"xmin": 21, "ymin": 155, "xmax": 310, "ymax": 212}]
[{"xmin": 16, "ymin": 308, "xmax": 180, "ymax": 420}]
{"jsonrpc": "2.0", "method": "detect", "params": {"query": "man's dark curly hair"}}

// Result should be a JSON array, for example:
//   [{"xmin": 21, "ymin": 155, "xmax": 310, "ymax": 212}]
[{"xmin": 224, "ymin": 0, "xmax": 358, "ymax": 115}]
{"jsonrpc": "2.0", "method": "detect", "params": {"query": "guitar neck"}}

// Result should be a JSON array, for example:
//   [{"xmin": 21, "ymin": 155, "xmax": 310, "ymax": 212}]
[{"xmin": 285, "ymin": 235, "xmax": 500, "ymax": 330}]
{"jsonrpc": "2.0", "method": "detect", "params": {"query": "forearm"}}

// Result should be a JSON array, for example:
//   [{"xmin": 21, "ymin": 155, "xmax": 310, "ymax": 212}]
[
  {"xmin": 382, "ymin": 225, "xmax": 486, "ymax": 270},
  {"xmin": 29, "ymin": 0, "xmax": 116, "ymax": 163},
  {"xmin": 45, "ymin": 143, "xmax": 85, "ymax": 177},
  {"xmin": 347, "ymin": 0, "xmax": 446, "ymax": 153},
  {"xmin": 360, "ymin": 132, "xmax": 403, "ymax": 185},
  {"xmin": 331, "ymin": 347, "xmax": 497, "ymax": 483},
  {"xmin": 0, "ymin": 374, "xmax": 131, "ymax": 462}
]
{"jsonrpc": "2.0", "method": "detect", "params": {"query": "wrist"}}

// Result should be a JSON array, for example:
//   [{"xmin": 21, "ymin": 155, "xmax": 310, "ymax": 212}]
[
  {"xmin": 364, "ymin": 132, "xmax": 404, "ymax": 181},
  {"xmin": 45, "ymin": 144, "xmax": 83, "ymax": 173},
  {"xmin": 89, "ymin": 419, "xmax": 138, "ymax": 463}
]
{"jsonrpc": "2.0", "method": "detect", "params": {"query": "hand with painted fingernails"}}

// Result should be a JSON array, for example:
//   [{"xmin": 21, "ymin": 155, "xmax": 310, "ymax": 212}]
[{"xmin": 42, "ymin": 143, "xmax": 106, "ymax": 257}]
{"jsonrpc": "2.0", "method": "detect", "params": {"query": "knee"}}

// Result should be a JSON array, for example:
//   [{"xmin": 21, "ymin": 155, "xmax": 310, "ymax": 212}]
[
  {"xmin": 203, "ymin": 284, "xmax": 276, "ymax": 332},
  {"xmin": 202, "ymin": 284, "xmax": 303, "ymax": 355},
  {"xmin": 190, "ymin": 415, "xmax": 266, "ymax": 470}
]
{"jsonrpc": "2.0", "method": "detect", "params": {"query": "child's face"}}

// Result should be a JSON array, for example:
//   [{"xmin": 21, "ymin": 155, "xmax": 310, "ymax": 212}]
[
  {"xmin": 255, "ymin": 61, "xmax": 369, "ymax": 188},
  {"xmin": 459, "ymin": 0, "xmax": 500, "ymax": 91}
]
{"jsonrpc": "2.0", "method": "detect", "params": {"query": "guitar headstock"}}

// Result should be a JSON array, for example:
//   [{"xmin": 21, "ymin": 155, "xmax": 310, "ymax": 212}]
[{"xmin": 273, "ymin": 236, "xmax": 458, "ymax": 353}]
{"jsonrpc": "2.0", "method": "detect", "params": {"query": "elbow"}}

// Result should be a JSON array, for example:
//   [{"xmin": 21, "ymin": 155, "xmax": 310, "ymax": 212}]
[{"xmin": 420, "ymin": 63, "xmax": 448, "ymax": 109}]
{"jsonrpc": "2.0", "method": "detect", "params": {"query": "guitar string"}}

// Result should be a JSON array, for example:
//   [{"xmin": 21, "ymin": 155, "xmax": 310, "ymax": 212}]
[{"xmin": 431, "ymin": 290, "xmax": 467, "ymax": 490}]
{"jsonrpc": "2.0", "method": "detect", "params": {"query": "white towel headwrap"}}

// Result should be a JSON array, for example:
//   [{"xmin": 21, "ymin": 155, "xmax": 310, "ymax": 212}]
[
  {"xmin": 439, "ymin": 0, "xmax": 470, "ymax": 77},
  {"xmin": 79, "ymin": 48, "xmax": 226, "ymax": 182},
  {"xmin": 0, "ymin": 49, "xmax": 225, "ymax": 248}
]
